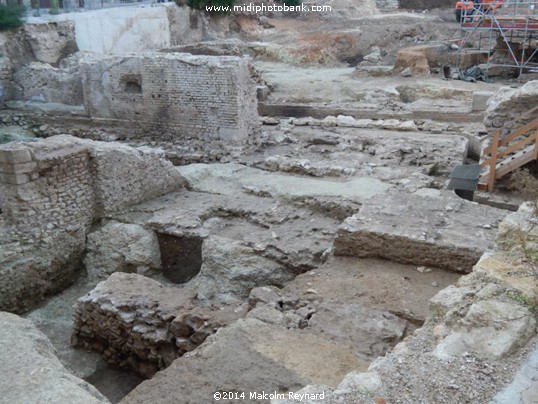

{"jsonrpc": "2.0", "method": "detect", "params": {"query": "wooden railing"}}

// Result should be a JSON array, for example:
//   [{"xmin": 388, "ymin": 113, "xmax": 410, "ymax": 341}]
[{"xmin": 478, "ymin": 117, "xmax": 538, "ymax": 192}]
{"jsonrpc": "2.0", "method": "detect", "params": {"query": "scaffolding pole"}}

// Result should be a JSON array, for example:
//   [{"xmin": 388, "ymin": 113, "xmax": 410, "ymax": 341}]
[{"xmin": 457, "ymin": 0, "xmax": 538, "ymax": 77}]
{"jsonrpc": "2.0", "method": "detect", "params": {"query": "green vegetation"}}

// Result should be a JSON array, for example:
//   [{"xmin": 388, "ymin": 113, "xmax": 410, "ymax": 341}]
[
  {"xmin": 50, "ymin": 0, "xmax": 59, "ymax": 15},
  {"xmin": 31, "ymin": 0, "xmax": 40, "ymax": 17},
  {"xmin": 507, "ymin": 290, "xmax": 538, "ymax": 314},
  {"xmin": 0, "ymin": 3, "xmax": 25, "ymax": 31}
]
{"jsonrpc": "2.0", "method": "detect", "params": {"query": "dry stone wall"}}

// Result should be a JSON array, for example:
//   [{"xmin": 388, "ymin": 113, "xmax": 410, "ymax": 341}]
[{"xmin": 80, "ymin": 53, "xmax": 258, "ymax": 143}]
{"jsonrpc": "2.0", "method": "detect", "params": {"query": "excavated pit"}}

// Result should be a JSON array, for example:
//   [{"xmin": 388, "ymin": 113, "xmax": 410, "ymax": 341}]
[{"xmin": 156, "ymin": 233, "xmax": 203, "ymax": 284}]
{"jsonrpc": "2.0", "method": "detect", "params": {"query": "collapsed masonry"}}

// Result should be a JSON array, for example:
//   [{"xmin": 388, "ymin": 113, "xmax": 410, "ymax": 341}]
[{"xmin": 0, "ymin": 135, "xmax": 185, "ymax": 312}]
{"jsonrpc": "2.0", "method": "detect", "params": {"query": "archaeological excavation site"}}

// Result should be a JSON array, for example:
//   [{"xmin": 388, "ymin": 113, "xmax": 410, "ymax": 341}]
[{"xmin": 0, "ymin": 0, "xmax": 538, "ymax": 402}]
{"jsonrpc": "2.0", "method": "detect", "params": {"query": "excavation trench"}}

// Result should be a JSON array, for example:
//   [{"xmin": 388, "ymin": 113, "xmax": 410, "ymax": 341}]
[{"xmin": 64, "ymin": 226, "xmax": 463, "ymax": 402}]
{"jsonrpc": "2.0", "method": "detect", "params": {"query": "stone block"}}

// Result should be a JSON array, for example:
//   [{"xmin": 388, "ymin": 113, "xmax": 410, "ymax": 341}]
[
  {"xmin": 0, "ymin": 161, "xmax": 38, "ymax": 174},
  {"xmin": 333, "ymin": 190, "xmax": 507, "ymax": 272},
  {"xmin": 257, "ymin": 85, "xmax": 269, "ymax": 101},
  {"xmin": 0, "ymin": 172, "xmax": 31, "ymax": 185},
  {"xmin": 0, "ymin": 144, "xmax": 33, "ymax": 164},
  {"xmin": 472, "ymin": 91, "xmax": 494, "ymax": 112}
]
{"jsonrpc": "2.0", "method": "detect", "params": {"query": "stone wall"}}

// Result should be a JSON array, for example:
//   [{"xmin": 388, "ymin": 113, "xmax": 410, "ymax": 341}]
[
  {"xmin": 0, "ymin": 135, "xmax": 185, "ymax": 233},
  {"xmin": 0, "ymin": 138, "xmax": 95, "ymax": 232},
  {"xmin": 46, "ymin": 4, "xmax": 203, "ymax": 55},
  {"xmin": 0, "ymin": 21, "xmax": 78, "ymax": 104},
  {"xmin": 80, "ymin": 53, "xmax": 258, "ymax": 143},
  {"xmin": 12, "ymin": 62, "xmax": 83, "ymax": 105}
]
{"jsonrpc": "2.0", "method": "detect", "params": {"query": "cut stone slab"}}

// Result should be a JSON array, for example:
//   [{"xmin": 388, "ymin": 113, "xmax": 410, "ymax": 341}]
[
  {"xmin": 72, "ymin": 273, "xmax": 245, "ymax": 378},
  {"xmin": 177, "ymin": 163, "xmax": 391, "ymax": 200},
  {"xmin": 334, "ymin": 190, "xmax": 507, "ymax": 272},
  {"xmin": 0, "ymin": 311, "xmax": 108, "ymax": 404},
  {"xmin": 121, "ymin": 318, "xmax": 366, "ymax": 404}
]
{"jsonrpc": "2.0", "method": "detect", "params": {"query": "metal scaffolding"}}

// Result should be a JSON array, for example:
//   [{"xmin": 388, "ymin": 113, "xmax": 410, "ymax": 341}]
[{"xmin": 457, "ymin": 0, "xmax": 538, "ymax": 76}]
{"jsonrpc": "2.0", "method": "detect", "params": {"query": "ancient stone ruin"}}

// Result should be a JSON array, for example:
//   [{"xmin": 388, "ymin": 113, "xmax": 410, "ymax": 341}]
[{"xmin": 1, "ymin": 1, "xmax": 537, "ymax": 404}]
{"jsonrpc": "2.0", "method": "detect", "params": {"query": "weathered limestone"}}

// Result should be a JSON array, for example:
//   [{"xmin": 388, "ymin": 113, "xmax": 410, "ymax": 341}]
[
  {"xmin": 435, "ymin": 299, "xmax": 537, "ymax": 360},
  {"xmin": 308, "ymin": 302, "xmax": 408, "ymax": 359},
  {"xmin": 71, "ymin": 273, "xmax": 244, "ymax": 378},
  {"xmin": 0, "ymin": 312, "xmax": 108, "ymax": 404},
  {"xmin": 13, "ymin": 62, "xmax": 83, "ymax": 105},
  {"xmin": 484, "ymin": 80, "xmax": 538, "ymax": 130},
  {"xmin": 111, "ymin": 189, "xmax": 340, "ymax": 276},
  {"xmin": 471, "ymin": 90, "xmax": 494, "ymax": 112},
  {"xmin": 334, "ymin": 190, "xmax": 507, "ymax": 272},
  {"xmin": 393, "ymin": 45, "xmax": 450, "ymax": 76},
  {"xmin": 80, "ymin": 53, "xmax": 258, "ymax": 143},
  {"xmin": 195, "ymin": 235, "xmax": 294, "ymax": 303},
  {"xmin": 496, "ymin": 202, "xmax": 538, "ymax": 256},
  {"xmin": 84, "ymin": 221, "xmax": 161, "ymax": 281},
  {"xmin": 22, "ymin": 22, "xmax": 78, "ymax": 66}
]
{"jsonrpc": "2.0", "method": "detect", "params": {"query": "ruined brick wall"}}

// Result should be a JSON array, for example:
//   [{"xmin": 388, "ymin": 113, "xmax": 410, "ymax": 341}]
[
  {"xmin": 0, "ymin": 135, "xmax": 185, "ymax": 232},
  {"xmin": 0, "ymin": 138, "xmax": 95, "ymax": 232},
  {"xmin": 80, "ymin": 53, "xmax": 258, "ymax": 143}
]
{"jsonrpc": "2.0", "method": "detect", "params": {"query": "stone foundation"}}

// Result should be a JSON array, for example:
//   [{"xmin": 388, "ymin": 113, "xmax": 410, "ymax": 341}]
[
  {"xmin": 71, "ymin": 273, "xmax": 244, "ymax": 378},
  {"xmin": 0, "ymin": 135, "xmax": 185, "ymax": 233},
  {"xmin": 333, "ymin": 190, "xmax": 508, "ymax": 272}
]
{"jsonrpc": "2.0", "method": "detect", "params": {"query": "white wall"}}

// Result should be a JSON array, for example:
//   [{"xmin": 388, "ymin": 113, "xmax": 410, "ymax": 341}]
[{"xmin": 27, "ymin": 4, "xmax": 181, "ymax": 54}]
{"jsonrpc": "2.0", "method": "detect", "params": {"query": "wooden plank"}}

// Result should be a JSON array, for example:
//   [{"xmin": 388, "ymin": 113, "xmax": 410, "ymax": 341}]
[
  {"xmin": 496, "ymin": 148, "xmax": 536, "ymax": 179},
  {"xmin": 498, "ymin": 119, "xmax": 538, "ymax": 147},
  {"xmin": 483, "ymin": 129, "xmax": 503, "ymax": 154},
  {"xmin": 497, "ymin": 131, "xmax": 538, "ymax": 158},
  {"xmin": 487, "ymin": 131, "xmax": 500, "ymax": 192}
]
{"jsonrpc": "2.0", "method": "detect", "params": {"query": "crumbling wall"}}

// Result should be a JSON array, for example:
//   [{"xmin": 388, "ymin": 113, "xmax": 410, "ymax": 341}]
[
  {"xmin": 0, "ymin": 138, "xmax": 95, "ymax": 232},
  {"xmin": 80, "ymin": 53, "xmax": 258, "ymax": 143},
  {"xmin": 12, "ymin": 62, "xmax": 83, "ymax": 105},
  {"xmin": 484, "ymin": 80, "xmax": 538, "ymax": 131},
  {"xmin": 0, "ymin": 21, "xmax": 78, "ymax": 103},
  {"xmin": 0, "ymin": 135, "xmax": 185, "ymax": 232},
  {"xmin": 71, "ymin": 272, "xmax": 242, "ymax": 378}
]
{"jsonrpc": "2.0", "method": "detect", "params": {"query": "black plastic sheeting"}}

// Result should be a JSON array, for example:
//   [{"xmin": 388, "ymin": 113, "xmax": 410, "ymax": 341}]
[{"xmin": 458, "ymin": 66, "xmax": 491, "ymax": 82}]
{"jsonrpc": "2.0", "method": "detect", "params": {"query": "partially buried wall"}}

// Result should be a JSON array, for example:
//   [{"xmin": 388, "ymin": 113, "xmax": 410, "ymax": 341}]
[
  {"xmin": 80, "ymin": 53, "xmax": 259, "ymax": 143},
  {"xmin": 0, "ymin": 135, "xmax": 185, "ymax": 233}
]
